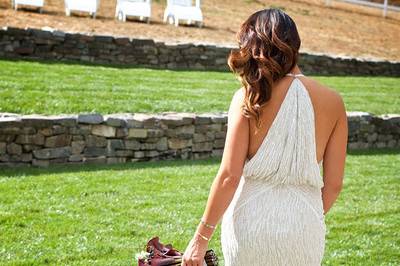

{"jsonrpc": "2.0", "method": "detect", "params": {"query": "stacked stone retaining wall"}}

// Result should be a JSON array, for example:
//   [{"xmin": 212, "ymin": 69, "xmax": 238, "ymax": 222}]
[
  {"xmin": 0, "ymin": 112, "xmax": 398, "ymax": 167},
  {"xmin": 0, "ymin": 27, "xmax": 399, "ymax": 76}
]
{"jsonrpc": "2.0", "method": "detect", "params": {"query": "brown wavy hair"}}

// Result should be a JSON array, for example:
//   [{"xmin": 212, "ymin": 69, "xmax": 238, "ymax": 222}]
[{"xmin": 228, "ymin": 8, "xmax": 301, "ymax": 130}]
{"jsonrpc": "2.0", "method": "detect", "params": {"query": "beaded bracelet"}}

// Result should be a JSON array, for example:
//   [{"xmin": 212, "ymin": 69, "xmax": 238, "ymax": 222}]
[{"xmin": 200, "ymin": 218, "xmax": 217, "ymax": 229}]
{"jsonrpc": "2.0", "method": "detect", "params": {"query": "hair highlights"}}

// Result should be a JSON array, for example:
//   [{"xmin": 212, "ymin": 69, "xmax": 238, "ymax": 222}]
[{"xmin": 228, "ymin": 8, "xmax": 301, "ymax": 129}]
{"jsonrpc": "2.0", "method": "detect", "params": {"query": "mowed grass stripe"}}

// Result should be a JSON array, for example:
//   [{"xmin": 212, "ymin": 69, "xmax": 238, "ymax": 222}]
[
  {"xmin": 0, "ymin": 149, "xmax": 399, "ymax": 265},
  {"xmin": 0, "ymin": 59, "xmax": 399, "ymax": 115}
]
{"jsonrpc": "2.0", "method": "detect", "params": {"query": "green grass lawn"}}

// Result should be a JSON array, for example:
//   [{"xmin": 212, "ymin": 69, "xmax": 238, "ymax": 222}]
[
  {"xmin": 0, "ymin": 148, "xmax": 399, "ymax": 265},
  {"xmin": 0, "ymin": 59, "xmax": 399, "ymax": 115}
]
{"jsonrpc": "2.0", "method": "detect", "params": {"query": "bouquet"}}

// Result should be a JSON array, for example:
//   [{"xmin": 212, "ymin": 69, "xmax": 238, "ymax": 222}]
[{"xmin": 135, "ymin": 236, "xmax": 218, "ymax": 266}]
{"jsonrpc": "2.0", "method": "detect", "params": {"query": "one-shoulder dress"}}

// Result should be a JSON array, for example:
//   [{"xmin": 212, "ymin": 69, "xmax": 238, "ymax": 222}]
[{"xmin": 220, "ymin": 73, "xmax": 326, "ymax": 266}]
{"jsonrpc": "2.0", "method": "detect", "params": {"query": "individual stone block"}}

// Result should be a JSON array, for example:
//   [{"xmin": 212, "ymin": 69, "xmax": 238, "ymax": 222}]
[
  {"xmin": 21, "ymin": 127, "xmax": 36, "ymax": 134},
  {"xmin": 145, "ymin": 150, "xmax": 159, "ymax": 157},
  {"xmin": 69, "ymin": 125, "xmax": 91, "ymax": 135},
  {"xmin": 22, "ymin": 144, "xmax": 41, "ymax": 152},
  {"xmin": 0, "ymin": 135, "xmax": 15, "ymax": 143},
  {"xmin": 21, "ymin": 115, "xmax": 53, "ymax": 128},
  {"xmin": 54, "ymin": 125, "xmax": 67, "ymax": 134},
  {"xmin": 72, "ymin": 135, "xmax": 84, "ymax": 141},
  {"xmin": 133, "ymin": 151, "xmax": 145, "ymax": 158},
  {"xmin": 168, "ymin": 138, "xmax": 192, "ymax": 149},
  {"xmin": 215, "ymin": 131, "xmax": 227, "ymax": 139},
  {"xmin": 166, "ymin": 125, "xmax": 195, "ymax": 138},
  {"xmin": 158, "ymin": 112, "xmax": 195, "ymax": 127},
  {"xmin": 143, "ymin": 137, "xmax": 161, "ymax": 143},
  {"xmin": 209, "ymin": 113, "xmax": 228, "ymax": 123},
  {"xmin": 116, "ymin": 128, "xmax": 128, "ymax": 138},
  {"xmin": 69, "ymin": 154, "xmax": 84, "ymax": 162},
  {"xmin": 147, "ymin": 129, "xmax": 164, "ymax": 138},
  {"xmin": 107, "ymin": 139, "xmax": 125, "ymax": 150},
  {"xmin": 21, "ymin": 153, "xmax": 32, "ymax": 162},
  {"xmin": 40, "ymin": 125, "xmax": 67, "ymax": 135},
  {"xmin": 71, "ymin": 140, "xmax": 85, "ymax": 154},
  {"xmin": 104, "ymin": 114, "xmax": 128, "ymax": 127},
  {"xmin": 213, "ymin": 138, "xmax": 225, "ymax": 149},
  {"xmin": 8, "ymin": 154, "xmax": 22, "ymax": 162},
  {"xmin": 0, "ymin": 127, "xmax": 21, "ymax": 135},
  {"xmin": 39, "ymin": 128, "xmax": 53, "ymax": 137},
  {"xmin": 33, "ymin": 147, "xmax": 71, "ymax": 159},
  {"xmin": 156, "ymin": 137, "xmax": 168, "ymax": 151},
  {"xmin": 125, "ymin": 140, "xmax": 141, "ymax": 150},
  {"xmin": 195, "ymin": 124, "xmax": 210, "ymax": 134},
  {"xmin": 141, "ymin": 143, "xmax": 156, "ymax": 150},
  {"xmin": 92, "ymin": 125, "xmax": 116, "ymax": 137},
  {"xmin": 128, "ymin": 128, "xmax": 147, "ymax": 138},
  {"xmin": 212, "ymin": 149, "xmax": 223, "ymax": 157},
  {"xmin": 208, "ymin": 124, "xmax": 222, "ymax": 132},
  {"xmin": 85, "ymin": 135, "xmax": 107, "ymax": 147},
  {"xmin": 83, "ymin": 147, "xmax": 106, "ymax": 157},
  {"xmin": 51, "ymin": 115, "xmax": 77, "ymax": 127},
  {"xmin": 132, "ymin": 113, "xmax": 158, "ymax": 128},
  {"xmin": 7, "ymin": 143, "xmax": 22, "ymax": 155},
  {"xmin": 192, "ymin": 142, "xmax": 213, "ymax": 152},
  {"xmin": 15, "ymin": 134, "xmax": 45, "ymax": 145},
  {"xmin": 193, "ymin": 133, "xmax": 206, "ymax": 143},
  {"xmin": 45, "ymin": 134, "xmax": 72, "ymax": 148},
  {"xmin": 194, "ymin": 114, "xmax": 212, "ymax": 125},
  {"xmin": 77, "ymin": 113, "xmax": 103, "ymax": 124},
  {"xmin": 126, "ymin": 118, "xmax": 144, "ymax": 128}
]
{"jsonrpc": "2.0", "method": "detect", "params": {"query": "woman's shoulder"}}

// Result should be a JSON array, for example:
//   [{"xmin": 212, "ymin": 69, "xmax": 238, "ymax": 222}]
[{"xmin": 302, "ymin": 76, "xmax": 345, "ymax": 111}]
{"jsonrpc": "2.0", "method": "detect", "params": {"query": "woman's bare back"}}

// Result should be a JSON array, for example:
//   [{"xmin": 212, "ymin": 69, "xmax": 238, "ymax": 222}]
[{"xmin": 247, "ymin": 74, "xmax": 346, "ymax": 167}]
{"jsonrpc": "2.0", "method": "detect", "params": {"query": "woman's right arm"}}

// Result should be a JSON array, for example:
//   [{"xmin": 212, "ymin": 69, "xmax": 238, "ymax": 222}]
[{"xmin": 321, "ymin": 94, "xmax": 348, "ymax": 215}]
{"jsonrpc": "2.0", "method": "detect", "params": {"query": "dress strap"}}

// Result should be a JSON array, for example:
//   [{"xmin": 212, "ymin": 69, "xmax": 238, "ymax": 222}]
[{"xmin": 286, "ymin": 73, "xmax": 305, "ymax": 77}]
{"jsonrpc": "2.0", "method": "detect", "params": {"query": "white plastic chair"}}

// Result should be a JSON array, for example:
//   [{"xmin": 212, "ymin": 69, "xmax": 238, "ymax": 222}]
[
  {"xmin": 115, "ymin": 0, "xmax": 151, "ymax": 23},
  {"xmin": 64, "ymin": 0, "xmax": 100, "ymax": 19},
  {"xmin": 163, "ymin": 0, "xmax": 203, "ymax": 27},
  {"xmin": 13, "ymin": 0, "xmax": 45, "ymax": 13}
]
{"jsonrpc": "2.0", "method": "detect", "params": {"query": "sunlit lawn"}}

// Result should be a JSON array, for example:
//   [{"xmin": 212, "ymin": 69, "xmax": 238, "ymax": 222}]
[
  {"xmin": 0, "ymin": 148, "xmax": 399, "ymax": 265},
  {"xmin": 0, "ymin": 59, "xmax": 399, "ymax": 115}
]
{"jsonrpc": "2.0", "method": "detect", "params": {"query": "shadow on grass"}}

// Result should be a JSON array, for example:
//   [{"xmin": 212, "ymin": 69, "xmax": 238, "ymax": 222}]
[
  {"xmin": 0, "ymin": 156, "xmax": 222, "ymax": 177},
  {"xmin": 0, "ymin": 148, "xmax": 398, "ymax": 177},
  {"xmin": 347, "ymin": 147, "xmax": 399, "ymax": 156}
]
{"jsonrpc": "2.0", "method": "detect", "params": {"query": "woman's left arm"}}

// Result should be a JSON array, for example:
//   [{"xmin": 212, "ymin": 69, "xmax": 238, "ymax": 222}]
[{"xmin": 181, "ymin": 87, "xmax": 250, "ymax": 266}]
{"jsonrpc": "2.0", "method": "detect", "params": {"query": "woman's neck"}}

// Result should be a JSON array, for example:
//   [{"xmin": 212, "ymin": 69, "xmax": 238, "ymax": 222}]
[{"xmin": 289, "ymin": 65, "xmax": 302, "ymax": 75}]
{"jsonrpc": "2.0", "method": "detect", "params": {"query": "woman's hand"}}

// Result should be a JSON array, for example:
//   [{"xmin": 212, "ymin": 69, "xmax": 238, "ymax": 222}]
[{"xmin": 181, "ymin": 233, "xmax": 209, "ymax": 266}]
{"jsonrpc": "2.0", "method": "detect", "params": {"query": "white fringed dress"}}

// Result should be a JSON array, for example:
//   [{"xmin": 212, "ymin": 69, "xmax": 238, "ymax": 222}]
[{"xmin": 220, "ymin": 73, "xmax": 326, "ymax": 266}]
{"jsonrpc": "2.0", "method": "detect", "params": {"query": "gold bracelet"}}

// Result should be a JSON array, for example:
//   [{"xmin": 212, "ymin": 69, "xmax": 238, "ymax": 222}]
[
  {"xmin": 200, "ymin": 218, "xmax": 216, "ymax": 229},
  {"xmin": 197, "ymin": 231, "xmax": 210, "ymax": 241}
]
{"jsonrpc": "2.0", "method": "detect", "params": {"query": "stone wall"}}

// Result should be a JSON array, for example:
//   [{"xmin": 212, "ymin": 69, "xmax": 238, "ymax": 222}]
[
  {"xmin": 0, "ymin": 27, "xmax": 399, "ymax": 76},
  {"xmin": 0, "ymin": 112, "xmax": 399, "ymax": 167}
]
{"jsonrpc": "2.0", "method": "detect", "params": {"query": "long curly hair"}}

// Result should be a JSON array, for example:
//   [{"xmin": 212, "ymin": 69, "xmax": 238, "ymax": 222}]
[{"xmin": 228, "ymin": 8, "xmax": 301, "ymax": 130}]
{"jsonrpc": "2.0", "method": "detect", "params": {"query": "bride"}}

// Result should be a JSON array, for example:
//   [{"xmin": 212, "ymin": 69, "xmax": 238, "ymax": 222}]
[{"xmin": 181, "ymin": 8, "xmax": 347, "ymax": 266}]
